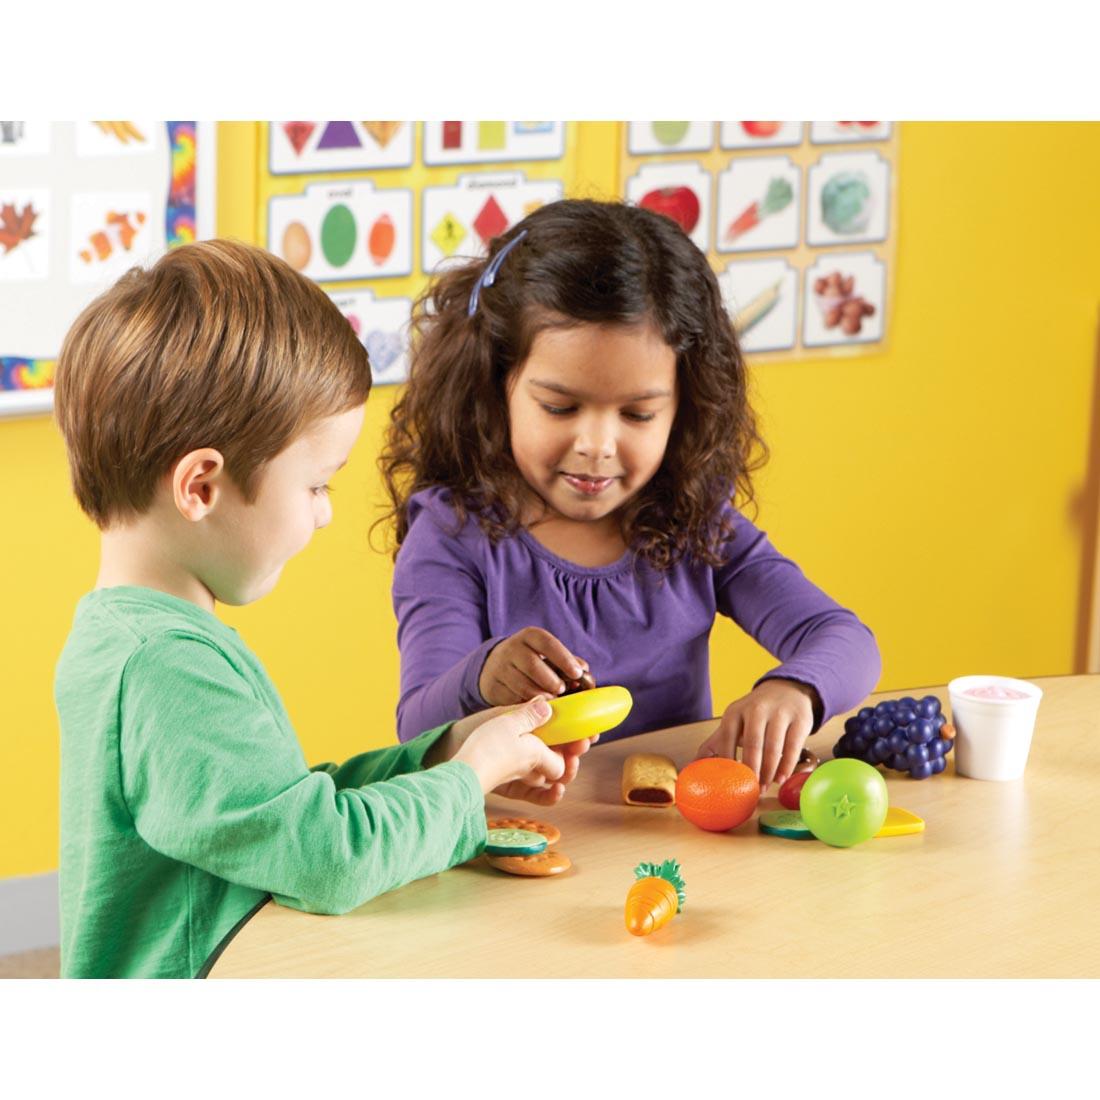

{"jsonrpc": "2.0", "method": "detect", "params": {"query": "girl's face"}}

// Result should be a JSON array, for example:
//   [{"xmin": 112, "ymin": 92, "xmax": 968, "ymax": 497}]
[{"xmin": 506, "ymin": 322, "xmax": 678, "ymax": 525}]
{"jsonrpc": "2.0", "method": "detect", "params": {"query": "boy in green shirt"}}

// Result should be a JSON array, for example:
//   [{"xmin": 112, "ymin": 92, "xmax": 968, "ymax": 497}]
[{"xmin": 53, "ymin": 240, "xmax": 590, "ymax": 978}]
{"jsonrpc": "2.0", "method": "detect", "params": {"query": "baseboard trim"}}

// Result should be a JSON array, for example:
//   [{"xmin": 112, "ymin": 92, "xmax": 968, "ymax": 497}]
[{"xmin": 0, "ymin": 872, "xmax": 59, "ymax": 954}]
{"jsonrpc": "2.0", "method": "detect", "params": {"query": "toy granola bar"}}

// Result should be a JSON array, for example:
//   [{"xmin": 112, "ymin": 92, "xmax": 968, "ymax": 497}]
[{"xmin": 621, "ymin": 753, "xmax": 678, "ymax": 807}]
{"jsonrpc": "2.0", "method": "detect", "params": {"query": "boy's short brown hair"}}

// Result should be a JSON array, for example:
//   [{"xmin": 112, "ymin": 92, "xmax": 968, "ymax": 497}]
[{"xmin": 54, "ymin": 239, "xmax": 371, "ymax": 528}]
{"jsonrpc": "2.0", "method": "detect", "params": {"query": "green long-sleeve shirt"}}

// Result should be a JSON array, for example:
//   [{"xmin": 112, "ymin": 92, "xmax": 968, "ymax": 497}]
[{"xmin": 55, "ymin": 586, "xmax": 487, "ymax": 979}]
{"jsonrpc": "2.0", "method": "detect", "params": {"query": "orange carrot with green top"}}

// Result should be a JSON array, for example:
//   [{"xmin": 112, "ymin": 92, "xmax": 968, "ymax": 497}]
[
  {"xmin": 726, "ymin": 177, "xmax": 793, "ymax": 242},
  {"xmin": 625, "ymin": 858, "xmax": 687, "ymax": 937}
]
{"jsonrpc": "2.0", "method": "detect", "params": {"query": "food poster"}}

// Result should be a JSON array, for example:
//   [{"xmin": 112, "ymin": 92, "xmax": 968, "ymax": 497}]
[
  {"xmin": 258, "ymin": 122, "xmax": 576, "ymax": 386},
  {"xmin": 624, "ymin": 160, "xmax": 712, "ymax": 253},
  {"xmin": 621, "ymin": 121, "xmax": 899, "ymax": 361},
  {"xmin": 0, "ymin": 121, "xmax": 214, "ymax": 418},
  {"xmin": 269, "ymin": 121, "xmax": 415, "ymax": 174},
  {"xmin": 720, "ymin": 122, "xmax": 804, "ymax": 149},
  {"xmin": 628, "ymin": 121, "xmax": 715, "ymax": 155}
]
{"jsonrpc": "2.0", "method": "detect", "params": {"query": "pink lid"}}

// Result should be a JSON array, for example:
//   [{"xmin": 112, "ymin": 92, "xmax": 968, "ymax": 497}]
[{"xmin": 963, "ymin": 684, "xmax": 1030, "ymax": 701}]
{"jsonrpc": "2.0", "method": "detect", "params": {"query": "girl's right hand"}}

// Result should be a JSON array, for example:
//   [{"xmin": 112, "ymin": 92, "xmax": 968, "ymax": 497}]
[
  {"xmin": 479, "ymin": 627, "xmax": 589, "ymax": 705},
  {"xmin": 452, "ymin": 696, "xmax": 566, "ymax": 797}
]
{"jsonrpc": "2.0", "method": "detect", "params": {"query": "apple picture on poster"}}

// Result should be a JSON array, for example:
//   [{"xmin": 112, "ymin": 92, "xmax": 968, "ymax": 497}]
[{"xmin": 638, "ymin": 186, "xmax": 701, "ymax": 234}]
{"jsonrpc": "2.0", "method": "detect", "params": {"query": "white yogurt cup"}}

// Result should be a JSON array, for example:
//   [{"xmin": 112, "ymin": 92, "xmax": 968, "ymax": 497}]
[{"xmin": 947, "ymin": 675, "xmax": 1043, "ymax": 781}]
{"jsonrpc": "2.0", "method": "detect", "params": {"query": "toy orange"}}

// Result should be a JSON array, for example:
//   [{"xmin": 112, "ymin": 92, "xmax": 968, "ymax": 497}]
[{"xmin": 675, "ymin": 757, "xmax": 760, "ymax": 832}]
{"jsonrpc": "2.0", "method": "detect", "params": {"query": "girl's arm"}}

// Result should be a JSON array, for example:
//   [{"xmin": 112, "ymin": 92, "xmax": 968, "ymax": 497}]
[
  {"xmin": 714, "ymin": 509, "xmax": 882, "ymax": 730},
  {"xmin": 391, "ymin": 497, "xmax": 505, "ymax": 741}
]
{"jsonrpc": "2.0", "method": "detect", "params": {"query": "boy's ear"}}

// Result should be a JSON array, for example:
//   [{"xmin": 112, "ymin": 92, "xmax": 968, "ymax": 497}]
[{"xmin": 171, "ymin": 448, "xmax": 227, "ymax": 522}]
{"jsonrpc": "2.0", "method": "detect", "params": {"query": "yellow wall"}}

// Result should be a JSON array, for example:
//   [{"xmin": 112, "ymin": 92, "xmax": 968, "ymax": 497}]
[{"xmin": 3, "ymin": 122, "xmax": 1098, "ymax": 878}]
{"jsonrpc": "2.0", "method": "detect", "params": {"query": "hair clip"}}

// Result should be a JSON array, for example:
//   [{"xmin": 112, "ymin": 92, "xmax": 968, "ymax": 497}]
[{"xmin": 467, "ymin": 230, "xmax": 528, "ymax": 318}]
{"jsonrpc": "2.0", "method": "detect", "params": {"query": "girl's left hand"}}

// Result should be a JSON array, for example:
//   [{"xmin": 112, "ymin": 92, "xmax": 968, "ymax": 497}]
[{"xmin": 695, "ymin": 679, "xmax": 819, "ymax": 789}]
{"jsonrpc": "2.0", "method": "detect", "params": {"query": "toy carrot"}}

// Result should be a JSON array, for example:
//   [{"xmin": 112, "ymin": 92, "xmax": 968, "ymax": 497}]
[
  {"xmin": 725, "ymin": 177, "xmax": 793, "ymax": 242},
  {"xmin": 625, "ymin": 858, "xmax": 687, "ymax": 937}
]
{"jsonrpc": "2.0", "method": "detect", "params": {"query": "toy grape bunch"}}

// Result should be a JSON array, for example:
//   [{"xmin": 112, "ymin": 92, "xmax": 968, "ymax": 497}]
[
  {"xmin": 834, "ymin": 694, "xmax": 956, "ymax": 779},
  {"xmin": 625, "ymin": 858, "xmax": 687, "ymax": 937}
]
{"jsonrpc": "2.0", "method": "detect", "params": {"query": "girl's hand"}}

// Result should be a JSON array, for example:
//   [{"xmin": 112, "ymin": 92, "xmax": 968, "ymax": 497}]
[
  {"xmin": 479, "ymin": 627, "xmax": 590, "ymax": 706},
  {"xmin": 695, "ymin": 679, "xmax": 820, "ymax": 789}
]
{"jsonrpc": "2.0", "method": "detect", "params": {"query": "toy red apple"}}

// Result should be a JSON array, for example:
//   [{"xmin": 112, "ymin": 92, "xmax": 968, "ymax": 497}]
[
  {"xmin": 638, "ymin": 187, "xmax": 701, "ymax": 234},
  {"xmin": 741, "ymin": 122, "xmax": 781, "ymax": 138}
]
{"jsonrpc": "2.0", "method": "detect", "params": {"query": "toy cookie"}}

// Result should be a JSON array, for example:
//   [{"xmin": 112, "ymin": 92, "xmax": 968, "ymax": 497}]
[
  {"xmin": 487, "ymin": 816, "xmax": 562, "ymax": 845},
  {"xmin": 621, "ymin": 753, "xmax": 678, "ymax": 807},
  {"xmin": 486, "ymin": 849, "xmax": 572, "ymax": 877}
]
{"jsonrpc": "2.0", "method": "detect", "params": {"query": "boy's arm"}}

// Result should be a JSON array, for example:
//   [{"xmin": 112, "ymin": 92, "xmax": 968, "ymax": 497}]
[
  {"xmin": 714, "ymin": 509, "xmax": 882, "ymax": 730},
  {"xmin": 391, "ymin": 508, "xmax": 506, "ymax": 743},
  {"xmin": 311, "ymin": 722, "xmax": 455, "ymax": 789},
  {"xmin": 119, "ymin": 634, "xmax": 488, "ymax": 917}
]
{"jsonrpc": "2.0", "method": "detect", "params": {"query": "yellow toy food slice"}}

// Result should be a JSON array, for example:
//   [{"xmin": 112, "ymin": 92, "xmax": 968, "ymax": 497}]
[
  {"xmin": 536, "ymin": 685, "xmax": 633, "ymax": 745},
  {"xmin": 874, "ymin": 806, "xmax": 925, "ymax": 837}
]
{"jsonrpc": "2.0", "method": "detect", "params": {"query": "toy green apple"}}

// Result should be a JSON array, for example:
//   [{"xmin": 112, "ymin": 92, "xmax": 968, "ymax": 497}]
[
  {"xmin": 799, "ymin": 759, "xmax": 888, "ymax": 847},
  {"xmin": 638, "ymin": 187, "xmax": 701, "ymax": 234}
]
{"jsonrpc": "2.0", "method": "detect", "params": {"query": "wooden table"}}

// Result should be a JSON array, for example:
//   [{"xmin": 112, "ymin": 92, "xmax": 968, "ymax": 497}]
[{"xmin": 208, "ymin": 675, "xmax": 1100, "ymax": 978}]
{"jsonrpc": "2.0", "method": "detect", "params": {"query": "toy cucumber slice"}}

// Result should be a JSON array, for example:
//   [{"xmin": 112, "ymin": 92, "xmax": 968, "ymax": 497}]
[
  {"xmin": 535, "ymin": 685, "xmax": 633, "ymax": 746},
  {"xmin": 758, "ymin": 810, "xmax": 815, "ymax": 839},
  {"xmin": 484, "ymin": 828, "xmax": 549, "ymax": 856}
]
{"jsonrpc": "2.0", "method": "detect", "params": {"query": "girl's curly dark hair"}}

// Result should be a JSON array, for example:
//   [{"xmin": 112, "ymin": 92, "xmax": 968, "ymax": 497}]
[{"xmin": 378, "ymin": 198, "xmax": 768, "ymax": 570}]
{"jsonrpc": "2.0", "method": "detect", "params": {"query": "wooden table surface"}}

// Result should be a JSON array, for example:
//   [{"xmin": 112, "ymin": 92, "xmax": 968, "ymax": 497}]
[{"xmin": 208, "ymin": 675, "xmax": 1100, "ymax": 978}]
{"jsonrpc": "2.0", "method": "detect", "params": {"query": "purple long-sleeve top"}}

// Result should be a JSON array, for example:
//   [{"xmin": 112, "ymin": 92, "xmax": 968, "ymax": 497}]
[{"xmin": 392, "ymin": 487, "xmax": 881, "ymax": 743}]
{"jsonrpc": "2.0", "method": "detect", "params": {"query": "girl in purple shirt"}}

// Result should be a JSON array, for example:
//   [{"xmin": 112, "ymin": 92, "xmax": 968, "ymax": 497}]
[{"xmin": 381, "ymin": 199, "xmax": 880, "ymax": 789}]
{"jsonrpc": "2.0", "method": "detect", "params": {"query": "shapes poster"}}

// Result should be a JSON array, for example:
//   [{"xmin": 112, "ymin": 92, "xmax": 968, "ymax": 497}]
[
  {"xmin": 269, "ymin": 180, "xmax": 413, "ymax": 282},
  {"xmin": 422, "ymin": 122, "xmax": 565, "ymax": 165},
  {"xmin": 1, "ymin": 122, "xmax": 215, "ymax": 418},
  {"xmin": 421, "ymin": 172, "xmax": 564, "ymax": 272},
  {"xmin": 621, "ymin": 121, "xmax": 899, "ymax": 361},
  {"xmin": 329, "ymin": 289, "xmax": 413, "ymax": 386},
  {"xmin": 269, "ymin": 121, "xmax": 414, "ymax": 174},
  {"xmin": 258, "ymin": 123, "xmax": 576, "ymax": 384}
]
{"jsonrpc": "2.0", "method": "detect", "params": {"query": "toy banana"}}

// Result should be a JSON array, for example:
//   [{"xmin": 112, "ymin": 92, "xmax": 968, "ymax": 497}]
[{"xmin": 535, "ymin": 685, "xmax": 633, "ymax": 745}]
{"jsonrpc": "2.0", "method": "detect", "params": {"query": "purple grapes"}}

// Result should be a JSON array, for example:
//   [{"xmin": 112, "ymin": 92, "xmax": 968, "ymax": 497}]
[{"xmin": 833, "ymin": 694, "xmax": 953, "ymax": 779}]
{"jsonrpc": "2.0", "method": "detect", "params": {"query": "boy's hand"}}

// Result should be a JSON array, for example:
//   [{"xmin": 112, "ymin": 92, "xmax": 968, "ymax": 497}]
[
  {"xmin": 452, "ymin": 697, "xmax": 569, "ymax": 798},
  {"xmin": 479, "ymin": 627, "xmax": 590, "ymax": 705},
  {"xmin": 695, "ymin": 679, "xmax": 819, "ymax": 789}
]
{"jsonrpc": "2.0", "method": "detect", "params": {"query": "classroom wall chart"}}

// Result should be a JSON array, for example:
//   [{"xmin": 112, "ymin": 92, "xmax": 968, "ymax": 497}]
[
  {"xmin": 0, "ymin": 121, "xmax": 216, "ymax": 418},
  {"xmin": 622, "ymin": 121, "xmax": 899, "ymax": 360},
  {"xmin": 261, "ymin": 121, "xmax": 573, "ymax": 386}
]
